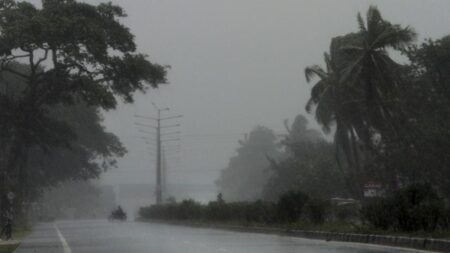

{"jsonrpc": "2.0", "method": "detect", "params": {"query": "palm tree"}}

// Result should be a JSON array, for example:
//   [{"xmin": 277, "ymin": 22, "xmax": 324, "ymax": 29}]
[
  {"xmin": 305, "ymin": 6, "xmax": 416, "ymax": 198},
  {"xmin": 341, "ymin": 6, "xmax": 416, "ymax": 137},
  {"xmin": 305, "ymin": 53, "xmax": 365, "ymax": 197}
]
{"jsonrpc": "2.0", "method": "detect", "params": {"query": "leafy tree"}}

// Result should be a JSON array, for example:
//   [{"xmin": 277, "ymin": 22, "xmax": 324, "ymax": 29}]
[
  {"xmin": 216, "ymin": 126, "xmax": 280, "ymax": 201},
  {"xmin": 282, "ymin": 114, "xmax": 322, "ymax": 146},
  {"xmin": 1, "ymin": 68, "xmax": 126, "ymax": 216},
  {"xmin": 39, "ymin": 180, "xmax": 114, "ymax": 219},
  {"xmin": 406, "ymin": 36, "xmax": 450, "ymax": 100},
  {"xmin": 22, "ymin": 103, "xmax": 125, "ymax": 196},
  {"xmin": 264, "ymin": 115, "xmax": 347, "ymax": 201},
  {"xmin": 0, "ymin": 0, "xmax": 166, "ymax": 215},
  {"xmin": 371, "ymin": 35, "xmax": 450, "ymax": 194}
]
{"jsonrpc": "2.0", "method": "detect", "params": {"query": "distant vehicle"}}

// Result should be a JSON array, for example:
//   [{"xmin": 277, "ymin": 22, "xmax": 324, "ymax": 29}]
[{"xmin": 108, "ymin": 206, "xmax": 127, "ymax": 221}]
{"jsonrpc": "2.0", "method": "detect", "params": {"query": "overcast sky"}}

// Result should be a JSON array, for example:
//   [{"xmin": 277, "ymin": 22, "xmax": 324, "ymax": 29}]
[{"xmin": 95, "ymin": 0, "xmax": 450, "ymax": 195}]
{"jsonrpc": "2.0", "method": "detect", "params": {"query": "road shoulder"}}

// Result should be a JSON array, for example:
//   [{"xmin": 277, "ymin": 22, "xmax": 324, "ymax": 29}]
[
  {"xmin": 141, "ymin": 219, "xmax": 447, "ymax": 253},
  {"xmin": 13, "ymin": 223, "xmax": 63, "ymax": 253}
]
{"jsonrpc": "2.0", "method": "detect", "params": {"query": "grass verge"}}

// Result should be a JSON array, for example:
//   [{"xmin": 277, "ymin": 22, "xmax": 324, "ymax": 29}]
[
  {"xmin": 0, "ymin": 244, "xmax": 19, "ymax": 253},
  {"xmin": 0, "ymin": 227, "xmax": 31, "ymax": 253}
]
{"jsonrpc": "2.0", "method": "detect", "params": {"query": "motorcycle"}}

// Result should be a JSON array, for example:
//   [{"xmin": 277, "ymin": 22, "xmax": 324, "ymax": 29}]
[{"xmin": 108, "ymin": 206, "xmax": 127, "ymax": 221}]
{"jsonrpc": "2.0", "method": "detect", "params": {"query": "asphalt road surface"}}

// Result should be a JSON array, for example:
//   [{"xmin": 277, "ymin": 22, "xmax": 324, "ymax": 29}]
[{"xmin": 15, "ymin": 220, "xmax": 427, "ymax": 253}]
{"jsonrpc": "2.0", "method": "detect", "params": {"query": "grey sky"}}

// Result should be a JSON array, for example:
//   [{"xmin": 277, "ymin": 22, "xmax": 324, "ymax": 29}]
[{"xmin": 98, "ymin": 0, "xmax": 450, "ymax": 196}]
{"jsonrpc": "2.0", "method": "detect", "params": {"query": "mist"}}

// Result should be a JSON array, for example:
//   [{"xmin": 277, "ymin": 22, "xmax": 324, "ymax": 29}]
[
  {"xmin": 3, "ymin": 1, "xmax": 450, "ymax": 252},
  {"xmin": 97, "ymin": 0, "xmax": 450, "ymax": 202}
]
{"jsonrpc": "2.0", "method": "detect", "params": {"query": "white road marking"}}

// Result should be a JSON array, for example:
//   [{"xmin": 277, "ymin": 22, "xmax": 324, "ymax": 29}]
[{"xmin": 54, "ymin": 225, "xmax": 72, "ymax": 253}]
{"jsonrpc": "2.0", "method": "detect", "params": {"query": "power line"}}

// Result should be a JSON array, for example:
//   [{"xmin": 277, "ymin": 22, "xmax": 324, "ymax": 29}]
[{"xmin": 135, "ymin": 105, "xmax": 183, "ymax": 205}]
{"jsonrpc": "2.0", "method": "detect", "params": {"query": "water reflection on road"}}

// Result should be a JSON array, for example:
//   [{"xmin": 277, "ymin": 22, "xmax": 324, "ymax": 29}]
[{"xmin": 17, "ymin": 220, "xmax": 424, "ymax": 253}]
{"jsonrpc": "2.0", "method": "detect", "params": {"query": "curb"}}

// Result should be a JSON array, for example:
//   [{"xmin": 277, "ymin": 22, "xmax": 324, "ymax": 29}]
[
  {"xmin": 143, "ymin": 220, "xmax": 450, "ymax": 252},
  {"xmin": 0, "ymin": 240, "xmax": 20, "ymax": 246}
]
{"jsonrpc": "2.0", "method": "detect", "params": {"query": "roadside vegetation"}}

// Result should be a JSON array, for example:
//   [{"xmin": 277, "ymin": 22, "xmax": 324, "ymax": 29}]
[
  {"xmin": 140, "ymin": 184, "xmax": 450, "ymax": 237},
  {"xmin": 0, "ymin": 0, "xmax": 449, "ymax": 243},
  {"xmin": 0, "ymin": 226, "xmax": 30, "ymax": 253},
  {"xmin": 0, "ymin": 0, "xmax": 166, "ymax": 232},
  {"xmin": 0, "ymin": 244, "xmax": 19, "ymax": 253},
  {"xmin": 141, "ymin": 6, "xmax": 450, "ymax": 237}
]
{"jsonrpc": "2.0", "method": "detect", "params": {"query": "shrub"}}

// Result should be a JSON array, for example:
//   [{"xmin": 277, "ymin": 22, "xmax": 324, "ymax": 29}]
[
  {"xmin": 391, "ymin": 184, "xmax": 443, "ymax": 231},
  {"xmin": 176, "ymin": 199, "xmax": 204, "ymax": 220},
  {"xmin": 304, "ymin": 198, "xmax": 330, "ymax": 225},
  {"xmin": 276, "ymin": 190, "xmax": 309, "ymax": 223},
  {"xmin": 205, "ymin": 201, "xmax": 230, "ymax": 221},
  {"xmin": 140, "ymin": 191, "xmax": 338, "ymax": 226},
  {"xmin": 334, "ymin": 203, "xmax": 359, "ymax": 222},
  {"xmin": 360, "ymin": 197, "xmax": 394, "ymax": 230},
  {"xmin": 361, "ymin": 184, "xmax": 446, "ymax": 232},
  {"xmin": 244, "ymin": 200, "xmax": 276, "ymax": 224}
]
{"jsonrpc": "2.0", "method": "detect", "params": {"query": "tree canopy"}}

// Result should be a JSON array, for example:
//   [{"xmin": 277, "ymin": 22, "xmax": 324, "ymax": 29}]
[
  {"xmin": 0, "ymin": 0, "xmax": 167, "ymax": 215},
  {"xmin": 264, "ymin": 115, "xmax": 347, "ymax": 201},
  {"xmin": 305, "ymin": 6, "xmax": 450, "ymax": 198},
  {"xmin": 216, "ymin": 126, "xmax": 280, "ymax": 201}
]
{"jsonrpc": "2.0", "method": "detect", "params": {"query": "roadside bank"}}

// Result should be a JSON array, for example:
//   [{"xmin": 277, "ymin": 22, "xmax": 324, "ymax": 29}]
[
  {"xmin": 0, "ymin": 240, "xmax": 19, "ymax": 253},
  {"xmin": 0, "ymin": 228, "xmax": 31, "ymax": 253}
]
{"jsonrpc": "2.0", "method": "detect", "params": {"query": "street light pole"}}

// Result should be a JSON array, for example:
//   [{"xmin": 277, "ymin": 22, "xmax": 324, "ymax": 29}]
[
  {"xmin": 136, "ymin": 105, "xmax": 182, "ymax": 205},
  {"xmin": 156, "ymin": 108, "xmax": 162, "ymax": 204}
]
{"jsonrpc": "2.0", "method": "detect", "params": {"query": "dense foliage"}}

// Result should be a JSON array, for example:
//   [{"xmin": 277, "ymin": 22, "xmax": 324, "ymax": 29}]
[
  {"xmin": 207, "ymin": 6, "xmax": 450, "ymax": 234},
  {"xmin": 139, "ymin": 191, "xmax": 330, "ymax": 225},
  {"xmin": 0, "ymin": 0, "xmax": 166, "ymax": 217},
  {"xmin": 361, "ymin": 184, "xmax": 448, "ymax": 232},
  {"xmin": 216, "ymin": 115, "xmax": 346, "ymax": 202},
  {"xmin": 264, "ymin": 115, "xmax": 347, "ymax": 201},
  {"xmin": 305, "ymin": 6, "xmax": 450, "ymax": 199}
]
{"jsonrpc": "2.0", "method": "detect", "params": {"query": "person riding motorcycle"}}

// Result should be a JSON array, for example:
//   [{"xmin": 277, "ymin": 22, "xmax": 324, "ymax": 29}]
[{"xmin": 109, "ymin": 205, "xmax": 127, "ymax": 221}]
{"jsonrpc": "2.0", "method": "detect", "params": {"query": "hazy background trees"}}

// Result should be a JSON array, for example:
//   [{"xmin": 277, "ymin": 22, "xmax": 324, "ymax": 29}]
[
  {"xmin": 215, "ymin": 6, "xmax": 450, "ymax": 205},
  {"xmin": 215, "ymin": 126, "xmax": 280, "ymax": 201},
  {"xmin": 216, "ymin": 115, "xmax": 347, "ymax": 203},
  {"xmin": 264, "ymin": 115, "xmax": 346, "ymax": 201},
  {"xmin": 38, "ymin": 181, "xmax": 115, "ymax": 220}
]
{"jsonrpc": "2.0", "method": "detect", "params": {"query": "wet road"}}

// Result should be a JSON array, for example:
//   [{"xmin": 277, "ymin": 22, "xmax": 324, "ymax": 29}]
[{"xmin": 15, "ymin": 220, "xmax": 427, "ymax": 253}]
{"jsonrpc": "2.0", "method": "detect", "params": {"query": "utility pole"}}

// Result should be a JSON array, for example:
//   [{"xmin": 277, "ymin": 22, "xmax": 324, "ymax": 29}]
[
  {"xmin": 135, "ymin": 103, "xmax": 182, "ymax": 205},
  {"xmin": 161, "ymin": 149, "xmax": 166, "ymax": 195},
  {"xmin": 155, "ymin": 107, "xmax": 163, "ymax": 204}
]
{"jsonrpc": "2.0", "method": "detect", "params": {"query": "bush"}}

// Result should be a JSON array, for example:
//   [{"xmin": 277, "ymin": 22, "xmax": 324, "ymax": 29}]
[
  {"xmin": 205, "ymin": 200, "xmax": 228, "ymax": 221},
  {"xmin": 244, "ymin": 200, "xmax": 276, "ymax": 224},
  {"xmin": 139, "ymin": 191, "xmax": 338, "ymax": 227},
  {"xmin": 140, "ymin": 197, "xmax": 276, "ymax": 224},
  {"xmin": 276, "ymin": 190, "xmax": 309, "ymax": 223},
  {"xmin": 177, "ymin": 199, "xmax": 204, "ymax": 220},
  {"xmin": 138, "ymin": 199, "xmax": 204, "ymax": 220},
  {"xmin": 334, "ymin": 203, "xmax": 359, "ymax": 222},
  {"xmin": 304, "ymin": 198, "xmax": 330, "ymax": 225},
  {"xmin": 361, "ymin": 184, "xmax": 446, "ymax": 232},
  {"xmin": 360, "ymin": 197, "xmax": 394, "ymax": 230}
]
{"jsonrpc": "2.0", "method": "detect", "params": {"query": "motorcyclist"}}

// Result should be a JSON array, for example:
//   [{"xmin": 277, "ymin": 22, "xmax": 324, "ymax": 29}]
[{"xmin": 110, "ymin": 205, "xmax": 126, "ymax": 221}]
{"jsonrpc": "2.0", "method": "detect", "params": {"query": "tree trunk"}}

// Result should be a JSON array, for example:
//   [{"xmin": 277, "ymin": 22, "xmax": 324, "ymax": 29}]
[{"xmin": 0, "ymin": 133, "xmax": 25, "ymax": 222}]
